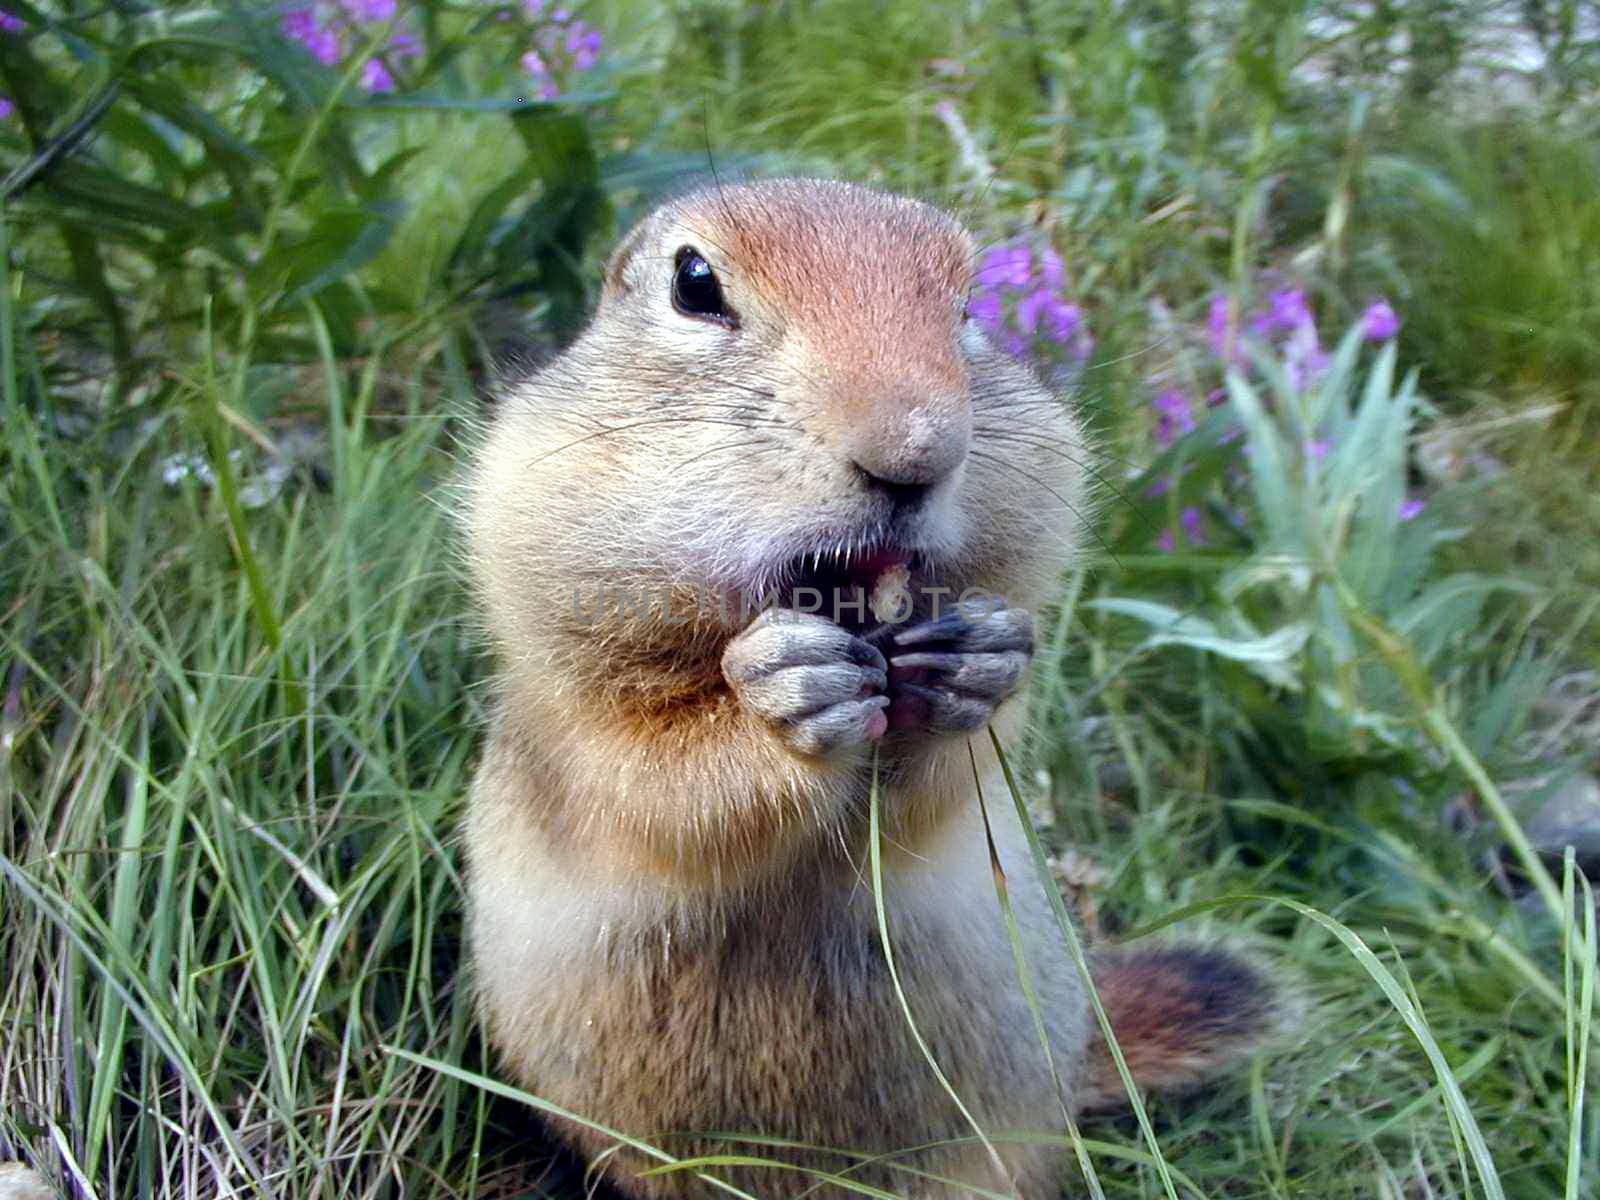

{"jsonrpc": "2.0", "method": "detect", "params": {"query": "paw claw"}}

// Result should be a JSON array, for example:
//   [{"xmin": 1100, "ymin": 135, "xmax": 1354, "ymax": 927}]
[
  {"xmin": 723, "ymin": 611, "xmax": 889, "ymax": 757},
  {"xmin": 881, "ymin": 604, "xmax": 1034, "ymax": 737}
]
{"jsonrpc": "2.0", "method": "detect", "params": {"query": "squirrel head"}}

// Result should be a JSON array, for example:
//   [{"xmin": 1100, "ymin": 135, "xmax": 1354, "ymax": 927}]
[{"xmin": 467, "ymin": 179, "xmax": 1089, "ymax": 677}]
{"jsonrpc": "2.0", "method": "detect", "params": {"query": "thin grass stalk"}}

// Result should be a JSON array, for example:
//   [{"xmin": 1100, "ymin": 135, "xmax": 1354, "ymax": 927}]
[
  {"xmin": 1563, "ymin": 849, "xmax": 1595, "ymax": 1200},
  {"xmin": 966, "ymin": 742, "xmax": 1106, "ymax": 1200},
  {"xmin": 986, "ymin": 729, "xmax": 1183, "ymax": 1200},
  {"xmin": 0, "ymin": 203, "xmax": 15, "ymax": 412},
  {"xmin": 1333, "ymin": 576, "xmax": 1565, "ymax": 923},
  {"xmin": 0, "ymin": 854, "xmax": 268, "ymax": 1191},
  {"xmin": 82, "ymin": 717, "xmax": 150, "ymax": 1183},
  {"xmin": 387, "ymin": 1046, "xmax": 760, "ymax": 1199},
  {"xmin": 195, "ymin": 301, "xmax": 303, "ymax": 712},
  {"xmin": 866, "ymin": 748, "xmax": 1014, "ymax": 1193}
]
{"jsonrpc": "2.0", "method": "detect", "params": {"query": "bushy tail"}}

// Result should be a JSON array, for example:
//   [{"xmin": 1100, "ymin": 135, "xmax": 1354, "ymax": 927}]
[{"xmin": 1080, "ymin": 945, "xmax": 1282, "ymax": 1110}]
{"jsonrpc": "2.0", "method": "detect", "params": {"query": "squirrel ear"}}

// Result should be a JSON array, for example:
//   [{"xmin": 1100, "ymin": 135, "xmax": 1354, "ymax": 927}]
[{"xmin": 601, "ymin": 220, "xmax": 650, "ymax": 302}]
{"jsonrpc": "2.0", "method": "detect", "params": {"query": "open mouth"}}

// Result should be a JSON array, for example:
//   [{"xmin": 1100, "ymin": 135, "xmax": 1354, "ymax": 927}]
[{"xmin": 774, "ymin": 547, "xmax": 920, "ymax": 633}]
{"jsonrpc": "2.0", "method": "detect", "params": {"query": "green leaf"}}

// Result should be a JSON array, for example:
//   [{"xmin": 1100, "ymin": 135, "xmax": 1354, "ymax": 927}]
[
  {"xmin": 252, "ymin": 202, "xmax": 404, "ymax": 310},
  {"xmin": 33, "ymin": 162, "xmax": 251, "ymax": 261},
  {"xmin": 1225, "ymin": 367, "xmax": 1300, "ymax": 556},
  {"xmin": 1087, "ymin": 597, "xmax": 1310, "ymax": 688},
  {"xmin": 121, "ymin": 72, "xmax": 266, "ymax": 176},
  {"xmin": 350, "ymin": 91, "xmax": 613, "ymax": 113},
  {"xmin": 446, "ymin": 160, "xmax": 542, "ymax": 276}
]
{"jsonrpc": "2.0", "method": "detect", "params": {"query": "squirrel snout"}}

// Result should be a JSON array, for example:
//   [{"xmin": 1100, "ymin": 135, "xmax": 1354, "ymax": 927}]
[{"xmin": 843, "ymin": 396, "xmax": 971, "ymax": 498}]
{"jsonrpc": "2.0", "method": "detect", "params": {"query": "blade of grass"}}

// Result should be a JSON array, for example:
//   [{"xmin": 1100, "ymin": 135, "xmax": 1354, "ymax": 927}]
[
  {"xmin": 867, "ymin": 748, "xmax": 1014, "ymax": 1194},
  {"xmin": 385, "ymin": 1045, "xmax": 760, "ymax": 1200},
  {"xmin": 967, "ymin": 742, "xmax": 1106, "ymax": 1200},
  {"xmin": 986, "ymin": 729, "xmax": 1184, "ymax": 1200},
  {"xmin": 1563, "ymin": 850, "xmax": 1595, "ymax": 1200},
  {"xmin": 1333, "ymin": 575, "xmax": 1564, "ymax": 924},
  {"xmin": 0, "ymin": 853, "xmax": 268, "ymax": 1190}
]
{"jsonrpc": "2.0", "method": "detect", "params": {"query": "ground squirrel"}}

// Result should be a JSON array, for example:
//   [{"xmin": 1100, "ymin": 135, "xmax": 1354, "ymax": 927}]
[{"xmin": 463, "ymin": 178, "xmax": 1277, "ymax": 1198}]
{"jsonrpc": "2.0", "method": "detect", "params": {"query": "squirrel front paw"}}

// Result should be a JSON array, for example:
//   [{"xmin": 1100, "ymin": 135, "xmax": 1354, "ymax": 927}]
[
  {"xmin": 722, "ymin": 610, "xmax": 891, "ymax": 756},
  {"xmin": 883, "ymin": 603, "xmax": 1034, "ymax": 734}
]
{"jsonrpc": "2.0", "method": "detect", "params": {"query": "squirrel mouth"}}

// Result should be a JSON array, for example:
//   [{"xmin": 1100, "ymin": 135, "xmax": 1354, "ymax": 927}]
[{"xmin": 774, "ymin": 548, "xmax": 920, "ymax": 632}]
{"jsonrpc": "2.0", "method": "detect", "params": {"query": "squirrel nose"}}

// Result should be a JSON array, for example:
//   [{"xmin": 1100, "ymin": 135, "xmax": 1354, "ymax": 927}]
[
  {"xmin": 843, "ymin": 399, "xmax": 971, "ymax": 496},
  {"xmin": 853, "ymin": 465, "xmax": 933, "ymax": 510}
]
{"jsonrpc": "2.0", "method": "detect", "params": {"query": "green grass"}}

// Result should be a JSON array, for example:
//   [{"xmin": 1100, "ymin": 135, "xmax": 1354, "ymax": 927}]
[{"xmin": 3, "ymin": 0, "xmax": 1600, "ymax": 1196}]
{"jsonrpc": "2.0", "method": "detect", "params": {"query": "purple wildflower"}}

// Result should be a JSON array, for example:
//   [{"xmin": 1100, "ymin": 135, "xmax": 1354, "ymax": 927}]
[
  {"xmin": 283, "ymin": 9, "xmax": 343, "ymax": 65},
  {"xmin": 282, "ymin": 8, "xmax": 317, "ymax": 39},
  {"xmin": 1145, "ymin": 474, "xmax": 1175, "ymax": 498},
  {"xmin": 552, "ymin": 7, "xmax": 573, "ymax": 21},
  {"xmin": 1399, "ymin": 496, "xmax": 1425, "ymax": 521},
  {"xmin": 0, "ymin": 96, "xmax": 13, "ymax": 120},
  {"xmin": 360, "ymin": 57, "xmax": 395, "ymax": 92},
  {"xmin": 283, "ymin": 4, "xmax": 423, "ymax": 86},
  {"xmin": 977, "ymin": 243, "xmax": 1032, "ymax": 290},
  {"xmin": 1284, "ymin": 320, "xmax": 1330, "ymax": 390},
  {"xmin": 1206, "ymin": 293, "xmax": 1241, "ymax": 364},
  {"xmin": 521, "ymin": 49, "xmax": 550, "ymax": 76},
  {"xmin": 1036, "ymin": 245, "xmax": 1065, "ymax": 290},
  {"xmin": 0, "ymin": 11, "xmax": 22, "ymax": 33},
  {"xmin": 1303, "ymin": 438, "xmax": 1332, "ymax": 463},
  {"xmin": 1040, "ymin": 298, "xmax": 1088, "ymax": 353},
  {"xmin": 966, "ymin": 288, "xmax": 1004, "ymax": 333},
  {"xmin": 284, "ymin": 9, "xmax": 322, "ymax": 46},
  {"xmin": 523, "ymin": 0, "xmax": 547, "ymax": 16},
  {"xmin": 566, "ymin": 20, "xmax": 603, "ymax": 68},
  {"xmin": 1362, "ymin": 298, "xmax": 1401, "ymax": 341},
  {"xmin": 1152, "ymin": 389, "xmax": 1196, "ymax": 448},
  {"xmin": 340, "ymin": 0, "xmax": 396, "ymax": 20},
  {"xmin": 1157, "ymin": 528, "xmax": 1177, "ymax": 553},
  {"xmin": 969, "ymin": 239, "xmax": 1090, "ymax": 357},
  {"xmin": 1014, "ymin": 288, "xmax": 1049, "ymax": 335},
  {"xmin": 1253, "ymin": 287, "xmax": 1314, "ymax": 336},
  {"xmin": 305, "ymin": 30, "xmax": 344, "ymax": 65},
  {"xmin": 1180, "ymin": 506, "xmax": 1207, "ymax": 546}
]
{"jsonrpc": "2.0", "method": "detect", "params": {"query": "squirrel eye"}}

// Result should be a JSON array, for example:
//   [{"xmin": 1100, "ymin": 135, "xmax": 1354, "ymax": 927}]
[{"xmin": 672, "ymin": 246, "xmax": 734, "ymax": 325}]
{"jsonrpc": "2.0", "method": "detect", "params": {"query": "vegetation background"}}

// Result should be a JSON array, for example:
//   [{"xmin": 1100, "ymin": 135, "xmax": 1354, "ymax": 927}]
[{"xmin": 2, "ymin": 1, "xmax": 1599, "ymax": 1196}]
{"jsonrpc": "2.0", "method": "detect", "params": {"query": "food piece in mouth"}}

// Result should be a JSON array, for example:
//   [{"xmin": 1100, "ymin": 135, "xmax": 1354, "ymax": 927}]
[
  {"xmin": 869, "ymin": 562, "xmax": 913, "ymax": 624},
  {"xmin": 776, "ymin": 550, "xmax": 914, "ymax": 631}
]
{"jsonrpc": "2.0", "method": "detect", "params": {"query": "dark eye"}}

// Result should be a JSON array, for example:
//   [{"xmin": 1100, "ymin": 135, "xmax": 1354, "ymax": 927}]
[{"xmin": 672, "ymin": 246, "xmax": 735, "ymax": 326}]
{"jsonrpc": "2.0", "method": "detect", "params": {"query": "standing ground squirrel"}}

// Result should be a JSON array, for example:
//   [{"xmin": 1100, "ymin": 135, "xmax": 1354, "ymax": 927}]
[{"xmin": 463, "ymin": 178, "xmax": 1278, "ymax": 1198}]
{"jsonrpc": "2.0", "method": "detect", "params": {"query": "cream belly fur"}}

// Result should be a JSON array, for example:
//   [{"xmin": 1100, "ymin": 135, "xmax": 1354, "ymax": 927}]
[{"xmin": 468, "ymin": 754, "xmax": 1089, "ymax": 1198}]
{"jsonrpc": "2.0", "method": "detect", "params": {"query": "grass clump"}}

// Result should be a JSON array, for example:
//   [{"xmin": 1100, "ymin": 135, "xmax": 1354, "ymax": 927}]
[{"xmin": 1, "ymin": 390, "xmax": 500, "ymax": 1195}]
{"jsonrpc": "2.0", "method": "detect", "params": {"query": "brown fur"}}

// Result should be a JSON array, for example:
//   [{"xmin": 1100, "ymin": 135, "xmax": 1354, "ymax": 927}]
[
  {"xmin": 1080, "ymin": 947, "xmax": 1281, "ymax": 1111},
  {"xmin": 462, "ymin": 178, "xmax": 1278, "ymax": 1198}
]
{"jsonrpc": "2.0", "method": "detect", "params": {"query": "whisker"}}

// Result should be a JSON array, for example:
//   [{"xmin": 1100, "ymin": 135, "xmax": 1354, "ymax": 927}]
[
  {"xmin": 968, "ymin": 448, "xmax": 1123, "ymax": 565},
  {"xmin": 521, "ymin": 415, "xmax": 791, "ymax": 469},
  {"xmin": 674, "ymin": 435, "xmax": 783, "ymax": 471}
]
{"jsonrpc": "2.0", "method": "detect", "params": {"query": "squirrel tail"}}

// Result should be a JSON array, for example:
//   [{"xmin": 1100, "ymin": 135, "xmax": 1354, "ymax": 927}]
[{"xmin": 1079, "ymin": 944, "xmax": 1283, "ymax": 1110}]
